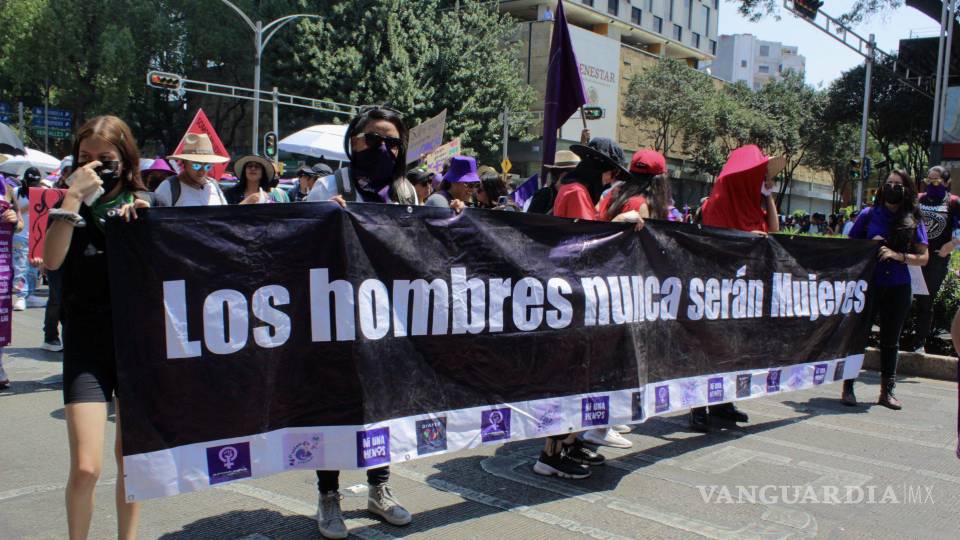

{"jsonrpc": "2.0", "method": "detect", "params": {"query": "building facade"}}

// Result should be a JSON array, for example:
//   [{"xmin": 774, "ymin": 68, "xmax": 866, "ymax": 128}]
[
  {"xmin": 711, "ymin": 34, "xmax": 806, "ymax": 89},
  {"xmin": 499, "ymin": 2, "xmax": 832, "ymax": 214}
]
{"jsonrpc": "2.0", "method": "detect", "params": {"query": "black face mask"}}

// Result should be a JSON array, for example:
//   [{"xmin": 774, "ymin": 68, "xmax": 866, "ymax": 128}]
[
  {"xmin": 883, "ymin": 182, "xmax": 905, "ymax": 204},
  {"xmin": 75, "ymin": 161, "xmax": 122, "ymax": 193},
  {"xmin": 351, "ymin": 146, "xmax": 396, "ymax": 189}
]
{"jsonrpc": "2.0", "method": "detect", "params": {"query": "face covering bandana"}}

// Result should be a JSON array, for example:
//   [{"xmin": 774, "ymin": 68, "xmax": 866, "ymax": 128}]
[
  {"xmin": 883, "ymin": 182, "xmax": 905, "ymax": 205},
  {"xmin": 351, "ymin": 145, "xmax": 396, "ymax": 188},
  {"xmin": 926, "ymin": 184, "xmax": 947, "ymax": 200}
]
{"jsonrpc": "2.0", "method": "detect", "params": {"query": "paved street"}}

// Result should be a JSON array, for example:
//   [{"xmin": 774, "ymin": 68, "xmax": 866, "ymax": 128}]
[{"xmin": 1, "ymin": 300, "xmax": 958, "ymax": 540}]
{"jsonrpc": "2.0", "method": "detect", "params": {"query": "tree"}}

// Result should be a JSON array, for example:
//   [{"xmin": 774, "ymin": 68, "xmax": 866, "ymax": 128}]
[
  {"xmin": 623, "ymin": 58, "xmax": 714, "ymax": 157},
  {"xmin": 733, "ymin": 0, "xmax": 902, "ymax": 23},
  {"xmin": 809, "ymin": 120, "xmax": 862, "ymax": 210},
  {"xmin": 287, "ymin": 0, "xmax": 536, "ymax": 165}
]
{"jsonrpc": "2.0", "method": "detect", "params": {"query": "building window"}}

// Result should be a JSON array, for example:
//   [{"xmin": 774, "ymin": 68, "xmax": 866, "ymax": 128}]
[
  {"xmin": 686, "ymin": 0, "xmax": 693, "ymax": 27},
  {"xmin": 778, "ymin": 64, "xmax": 783, "ymax": 73},
  {"xmin": 710, "ymin": 39, "xmax": 717, "ymax": 55},
  {"xmin": 759, "ymin": 44, "xmax": 770, "ymax": 57},
  {"xmin": 669, "ymin": 0, "xmax": 675, "ymax": 21},
  {"xmin": 703, "ymin": 6, "xmax": 710, "ymax": 34},
  {"xmin": 673, "ymin": 24, "xmax": 682, "ymax": 41},
  {"xmin": 653, "ymin": 15, "xmax": 663, "ymax": 33},
  {"xmin": 631, "ymin": 7, "xmax": 642, "ymax": 24},
  {"xmin": 740, "ymin": 60, "xmax": 747, "ymax": 67},
  {"xmin": 758, "ymin": 65, "xmax": 770, "ymax": 73},
  {"xmin": 582, "ymin": 0, "xmax": 594, "ymax": 7},
  {"xmin": 608, "ymin": 0, "xmax": 619, "ymax": 15},
  {"xmin": 646, "ymin": 0, "xmax": 654, "ymax": 11},
  {"xmin": 714, "ymin": 0, "xmax": 719, "ymax": 8},
  {"xmin": 692, "ymin": 32, "xmax": 701, "ymax": 48}
]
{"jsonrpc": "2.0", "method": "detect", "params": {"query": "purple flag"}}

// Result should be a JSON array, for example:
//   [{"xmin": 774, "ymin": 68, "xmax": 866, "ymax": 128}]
[
  {"xmin": 541, "ymin": 0, "xmax": 587, "ymax": 170},
  {"xmin": 511, "ymin": 174, "xmax": 539, "ymax": 208}
]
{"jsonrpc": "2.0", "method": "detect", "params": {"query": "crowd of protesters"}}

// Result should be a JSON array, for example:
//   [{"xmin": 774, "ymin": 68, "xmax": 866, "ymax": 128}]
[{"xmin": 0, "ymin": 103, "xmax": 956, "ymax": 540}]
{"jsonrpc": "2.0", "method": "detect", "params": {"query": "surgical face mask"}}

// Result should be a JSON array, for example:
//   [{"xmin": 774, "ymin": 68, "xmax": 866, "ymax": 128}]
[{"xmin": 883, "ymin": 182, "xmax": 905, "ymax": 204}]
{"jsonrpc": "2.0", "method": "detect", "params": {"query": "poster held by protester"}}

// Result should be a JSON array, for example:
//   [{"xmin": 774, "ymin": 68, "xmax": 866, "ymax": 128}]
[
  {"xmin": 28, "ymin": 187, "xmax": 67, "ymax": 261},
  {"xmin": 424, "ymin": 138, "xmax": 461, "ymax": 173},
  {"xmin": 407, "ymin": 109, "xmax": 447, "ymax": 164},
  {"xmin": 172, "ymin": 109, "xmax": 231, "ymax": 180},
  {"xmin": 0, "ymin": 202, "xmax": 12, "ymax": 347},
  {"xmin": 108, "ymin": 204, "xmax": 878, "ymax": 501}
]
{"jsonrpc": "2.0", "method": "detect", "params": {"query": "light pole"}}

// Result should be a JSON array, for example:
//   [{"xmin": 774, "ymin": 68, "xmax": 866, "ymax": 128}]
[{"xmin": 218, "ymin": 1, "xmax": 320, "ymax": 155}]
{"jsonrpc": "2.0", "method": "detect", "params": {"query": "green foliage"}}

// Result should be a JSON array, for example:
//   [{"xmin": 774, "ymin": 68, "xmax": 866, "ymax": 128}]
[{"xmin": 732, "ymin": 0, "xmax": 902, "ymax": 23}]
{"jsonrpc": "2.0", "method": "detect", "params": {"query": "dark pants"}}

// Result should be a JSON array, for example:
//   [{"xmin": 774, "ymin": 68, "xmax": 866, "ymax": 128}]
[
  {"xmin": 43, "ymin": 270, "xmax": 63, "ymax": 342},
  {"xmin": 914, "ymin": 254, "xmax": 951, "ymax": 346},
  {"xmin": 317, "ymin": 466, "xmax": 389, "ymax": 494},
  {"xmin": 869, "ymin": 283, "xmax": 913, "ymax": 379}
]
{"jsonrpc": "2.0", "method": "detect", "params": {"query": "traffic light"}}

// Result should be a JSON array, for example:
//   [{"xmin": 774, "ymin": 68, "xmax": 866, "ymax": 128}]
[
  {"xmin": 263, "ymin": 132, "xmax": 278, "ymax": 160},
  {"xmin": 849, "ymin": 158, "xmax": 861, "ymax": 180},
  {"xmin": 793, "ymin": 0, "xmax": 823, "ymax": 20},
  {"xmin": 582, "ymin": 106, "xmax": 604, "ymax": 121},
  {"xmin": 146, "ymin": 71, "xmax": 182, "ymax": 90}
]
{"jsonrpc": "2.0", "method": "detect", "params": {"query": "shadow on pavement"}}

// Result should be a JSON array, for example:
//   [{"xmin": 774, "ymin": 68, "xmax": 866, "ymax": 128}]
[
  {"xmin": 0, "ymin": 373, "xmax": 62, "ymax": 397},
  {"xmin": 158, "ymin": 508, "xmax": 317, "ymax": 539},
  {"xmin": 4, "ymin": 346, "xmax": 63, "ymax": 363}
]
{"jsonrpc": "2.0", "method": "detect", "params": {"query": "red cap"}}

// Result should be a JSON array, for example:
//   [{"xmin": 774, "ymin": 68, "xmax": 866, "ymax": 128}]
[{"xmin": 629, "ymin": 149, "xmax": 666, "ymax": 175}]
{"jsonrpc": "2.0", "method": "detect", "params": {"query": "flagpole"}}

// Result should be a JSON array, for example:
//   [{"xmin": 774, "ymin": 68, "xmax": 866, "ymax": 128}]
[{"xmin": 579, "ymin": 106, "xmax": 587, "ymax": 130}]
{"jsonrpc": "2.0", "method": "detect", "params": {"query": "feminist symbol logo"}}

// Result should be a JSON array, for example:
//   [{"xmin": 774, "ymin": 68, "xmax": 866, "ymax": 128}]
[{"xmin": 218, "ymin": 446, "xmax": 238, "ymax": 469}]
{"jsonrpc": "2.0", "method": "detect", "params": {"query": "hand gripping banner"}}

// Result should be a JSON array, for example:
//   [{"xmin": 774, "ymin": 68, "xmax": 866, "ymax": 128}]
[{"xmin": 105, "ymin": 203, "xmax": 877, "ymax": 501}]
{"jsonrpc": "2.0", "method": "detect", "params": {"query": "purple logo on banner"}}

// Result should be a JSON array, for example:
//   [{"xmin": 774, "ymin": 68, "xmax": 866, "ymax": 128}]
[
  {"xmin": 736, "ymin": 374, "xmax": 752, "ymax": 398},
  {"xmin": 814, "ymin": 364, "xmax": 828, "ymax": 385},
  {"xmin": 205, "ymin": 442, "xmax": 252, "ymax": 485},
  {"xmin": 833, "ymin": 360, "xmax": 846, "ymax": 381},
  {"xmin": 416, "ymin": 417, "xmax": 447, "ymax": 455},
  {"xmin": 282, "ymin": 433, "xmax": 323, "ymax": 469},
  {"xmin": 654, "ymin": 385, "xmax": 670, "ymax": 413},
  {"xmin": 581, "ymin": 396, "xmax": 609, "ymax": 427},
  {"xmin": 481, "ymin": 408, "xmax": 511, "ymax": 442},
  {"xmin": 767, "ymin": 369, "xmax": 781, "ymax": 393},
  {"xmin": 631, "ymin": 391, "xmax": 645, "ymax": 421},
  {"xmin": 356, "ymin": 428, "xmax": 390, "ymax": 468},
  {"xmin": 707, "ymin": 377, "xmax": 724, "ymax": 403}
]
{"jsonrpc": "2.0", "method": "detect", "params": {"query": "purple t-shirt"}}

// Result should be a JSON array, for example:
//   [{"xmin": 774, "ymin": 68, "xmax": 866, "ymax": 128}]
[{"xmin": 848, "ymin": 205, "xmax": 928, "ymax": 287}]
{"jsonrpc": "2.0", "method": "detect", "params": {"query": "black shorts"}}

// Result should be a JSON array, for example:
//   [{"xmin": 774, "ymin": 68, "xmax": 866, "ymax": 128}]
[{"xmin": 62, "ymin": 322, "xmax": 117, "ymax": 404}]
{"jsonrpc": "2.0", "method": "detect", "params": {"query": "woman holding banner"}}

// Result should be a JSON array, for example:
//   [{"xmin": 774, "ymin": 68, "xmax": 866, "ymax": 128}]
[
  {"xmin": 306, "ymin": 105, "xmax": 415, "ymax": 539},
  {"xmin": 43, "ymin": 115, "xmax": 149, "ymax": 540},
  {"xmin": 845, "ymin": 170, "xmax": 929, "ymax": 409}
]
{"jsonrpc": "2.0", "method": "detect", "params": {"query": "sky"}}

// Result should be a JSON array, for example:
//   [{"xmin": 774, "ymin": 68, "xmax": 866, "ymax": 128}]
[{"xmin": 717, "ymin": 0, "xmax": 943, "ymax": 87}]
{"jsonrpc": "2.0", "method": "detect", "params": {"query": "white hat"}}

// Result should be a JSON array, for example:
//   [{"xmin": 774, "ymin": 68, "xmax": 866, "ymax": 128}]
[{"xmin": 60, "ymin": 155, "xmax": 73, "ymax": 170}]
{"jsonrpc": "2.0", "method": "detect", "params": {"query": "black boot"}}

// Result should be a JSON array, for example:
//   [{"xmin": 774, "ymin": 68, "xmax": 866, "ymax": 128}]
[
  {"xmin": 841, "ymin": 379, "xmax": 857, "ymax": 406},
  {"xmin": 689, "ymin": 407, "xmax": 711, "ymax": 432},
  {"xmin": 878, "ymin": 377, "xmax": 902, "ymax": 410},
  {"xmin": 708, "ymin": 402, "xmax": 749, "ymax": 423}
]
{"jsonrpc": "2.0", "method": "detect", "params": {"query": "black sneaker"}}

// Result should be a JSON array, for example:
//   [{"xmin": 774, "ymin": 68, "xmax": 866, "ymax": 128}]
[
  {"xmin": 689, "ymin": 407, "xmax": 711, "ymax": 433},
  {"xmin": 708, "ymin": 402, "xmax": 748, "ymax": 423},
  {"xmin": 533, "ymin": 451, "xmax": 591, "ymax": 479},
  {"xmin": 564, "ymin": 439, "xmax": 605, "ymax": 466}
]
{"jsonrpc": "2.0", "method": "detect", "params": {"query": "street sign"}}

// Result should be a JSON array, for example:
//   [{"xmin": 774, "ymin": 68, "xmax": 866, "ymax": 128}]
[
  {"xmin": 501, "ymin": 158, "xmax": 512, "ymax": 175},
  {"xmin": 0, "ymin": 102, "xmax": 12, "ymax": 124}
]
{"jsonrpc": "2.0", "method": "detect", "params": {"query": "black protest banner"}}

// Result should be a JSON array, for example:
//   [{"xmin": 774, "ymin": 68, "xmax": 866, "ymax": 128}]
[{"xmin": 106, "ymin": 203, "xmax": 877, "ymax": 500}]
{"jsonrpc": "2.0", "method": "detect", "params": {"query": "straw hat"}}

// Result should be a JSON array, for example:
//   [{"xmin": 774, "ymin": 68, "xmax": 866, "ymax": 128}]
[
  {"xmin": 232, "ymin": 154, "xmax": 275, "ymax": 184},
  {"xmin": 168, "ymin": 133, "xmax": 229, "ymax": 164},
  {"xmin": 544, "ymin": 150, "xmax": 580, "ymax": 169}
]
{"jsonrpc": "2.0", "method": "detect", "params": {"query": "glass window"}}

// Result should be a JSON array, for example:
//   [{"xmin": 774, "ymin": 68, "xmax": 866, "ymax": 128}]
[
  {"xmin": 758, "ymin": 65, "xmax": 770, "ymax": 73},
  {"xmin": 608, "ymin": 0, "xmax": 619, "ymax": 16},
  {"xmin": 582, "ymin": 0, "xmax": 594, "ymax": 6},
  {"xmin": 673, "ymin": 24, "xmax": 682, "ymax": 41},
  {"xmin": 631, "ymin": 7, "xmax": 642, "ymax": 24},
  {"xmin": 740, "ymin": 59, "xmax": 747, "ymax": 68},
  {"xmin": 669, "ymin": 0, "xmax": 674, "ymax": 21},
  {"xmin": 654, "ymin": 15, "xmax": 663, "ymax": 33},
  {"xmin": 703, "ymin": 6, "xmax": 710, "ymax": 34},
  {"xmin": 692, "ymin": 32, "xmax": 701, "ymax": 48},
  {"xmin": 759, "ymin": 45, "xmax": 770, "ymax": 57},
  {"xmin": 647, "ymin": 0, "xmax": 654, "ymax": 11},
  {"xmin": 710, "ymin": 39, "xmax": 717, "ymax": 55},
  {"xmin": 687, "ymin": 0, "xmax": 693, "ymax": 27}
]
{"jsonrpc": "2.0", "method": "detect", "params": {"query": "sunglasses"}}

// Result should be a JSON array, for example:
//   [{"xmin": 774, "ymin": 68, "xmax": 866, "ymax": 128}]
[
  {"xmin": 190, "ymin": 163, "xmax": 214, "ymax": 172},
  {"xmin": 361, "ymin": 132, "xmax": 403, "ymax": 150}
]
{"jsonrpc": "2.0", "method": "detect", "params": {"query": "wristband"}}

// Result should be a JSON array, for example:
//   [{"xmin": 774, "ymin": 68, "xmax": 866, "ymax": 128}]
[{"xmin": 49, "ymin": 209, "xmax": 87, "ymax": 228}]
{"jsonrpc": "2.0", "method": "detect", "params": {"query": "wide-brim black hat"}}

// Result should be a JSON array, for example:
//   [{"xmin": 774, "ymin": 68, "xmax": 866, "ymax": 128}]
[{"xmin": 569, "ymin": 143, "xmax": 630, "ymax": 181}]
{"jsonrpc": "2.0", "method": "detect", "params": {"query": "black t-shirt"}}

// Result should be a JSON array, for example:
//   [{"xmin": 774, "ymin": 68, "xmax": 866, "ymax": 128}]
[
  {"xmin": 59, "ymin": 204, "xmax": 113, "ymax": 321},
  {"xmin": 918, "ymin": 194, "xmax": 960, "ymax": 252}
]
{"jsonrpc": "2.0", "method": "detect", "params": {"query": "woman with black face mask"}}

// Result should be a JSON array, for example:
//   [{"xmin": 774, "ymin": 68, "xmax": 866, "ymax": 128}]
[
  {"xmin": 913, "ymin": 166, "xmax": 957, "ymax": 352},
  {"xmin": 304, "ymin": 105, "xmax": 415, "ymax": 540},
  {"xmin": 846, "ymin": 170, "xmax": 929, "ymax": 409},
  {"xmin": 305, "ymin": 105, "xmax": 416, "ymax": 206}
]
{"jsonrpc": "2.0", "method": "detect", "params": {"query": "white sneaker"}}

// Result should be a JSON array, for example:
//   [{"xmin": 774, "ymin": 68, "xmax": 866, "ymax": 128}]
[
  {"xmin": 317, "ymin": 491, "xmax": 348, "ymax": 539},
  {"xmin": 41, "ymin": 339, "xmax": 63, "ymax": 352},
  {"xmin": 612, "ymin": 424, "xmax": 631, "ymax": 433},
  {"xmin": 12, "ymin": 297, "xmax": 25, "ymax": 311},
  {"xmin": 582, "ymin": 428, "xmax": 633, "ymax": 449},
  {"xmin": 25, "ymin": 295, "xmax": 47, "ymax": 308},
  {"xmin": 368, "ymin": 484, "xmax": 411, "ymax": 526}
]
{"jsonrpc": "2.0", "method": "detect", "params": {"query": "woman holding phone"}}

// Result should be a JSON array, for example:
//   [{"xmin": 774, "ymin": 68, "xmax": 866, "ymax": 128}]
[{"xmin": 44, "ymin": 115, "xmax": 149, "ymax": 540}]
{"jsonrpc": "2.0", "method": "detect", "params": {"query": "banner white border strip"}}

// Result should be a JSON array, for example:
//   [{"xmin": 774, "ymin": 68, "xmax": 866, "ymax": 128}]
[{"xmin": 122, "ymin": 354, "xmax": 863, "ymax": 501}]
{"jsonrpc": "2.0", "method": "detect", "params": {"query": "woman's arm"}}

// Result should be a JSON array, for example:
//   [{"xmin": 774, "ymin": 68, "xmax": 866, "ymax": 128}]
[
  {"xmin": 764, "ymin": 194, "xmax": 779, "ymax": 233},
  {"xmin": 44, "ymin": 162, "xmax": 104, "ymax": 271},
  {"xmin": 901, "ymin": 244, "xmax": 929, "ymax": 267}
]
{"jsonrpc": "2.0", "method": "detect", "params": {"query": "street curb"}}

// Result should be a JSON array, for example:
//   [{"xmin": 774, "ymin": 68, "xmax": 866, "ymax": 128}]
[{"xmin": 864, "ymin": 347, "xmax": 958, "ymax": 381}]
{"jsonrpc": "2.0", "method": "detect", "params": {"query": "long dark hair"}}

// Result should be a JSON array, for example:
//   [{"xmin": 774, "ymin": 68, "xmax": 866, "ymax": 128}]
[
  {"xmin": 71, "ymin": 115, "xmax": 147, "ymax": 193},
  {"xmin": 873, "ymin": 169, "xmax": 922, "ymax": 252},
  {"xmin": 226, "ymin": 160, "xmax": 270, "ymax": 203},
  {"xmin": 604, "ymin": 174, "xmax": 662, "ymax": 220},
  {"xmin": 478, "ymin": 173, "xmax": 508, "ymax": 209}
]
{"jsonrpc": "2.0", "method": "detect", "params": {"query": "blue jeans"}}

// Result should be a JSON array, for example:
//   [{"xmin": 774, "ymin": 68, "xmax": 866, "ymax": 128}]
[{"xmin": 12, "ymin": 235, "xmax": 36, "ymax": 300}]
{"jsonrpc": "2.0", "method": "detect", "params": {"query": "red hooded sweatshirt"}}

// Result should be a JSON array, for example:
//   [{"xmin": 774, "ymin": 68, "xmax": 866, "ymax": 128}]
[{"xmin": 701, "ymin": 145, "xmax": 771, "ymax": 233}]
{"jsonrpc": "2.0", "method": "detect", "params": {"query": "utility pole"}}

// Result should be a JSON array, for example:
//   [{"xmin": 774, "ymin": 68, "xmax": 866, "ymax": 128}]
[
  {"xmin": 937, "ymin": 0, "xmax": 956, "ymax": 143},
  {"xmin": 272, "ymin": 87, "xmax": 280, "ymax": 165},
  {"xmin": 857, "ymin": 35, "xmax": 875, "ymax": 209},
  {"xmin": 217, "ymin": 1, "xmax": 320, "ymax": 155}
]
